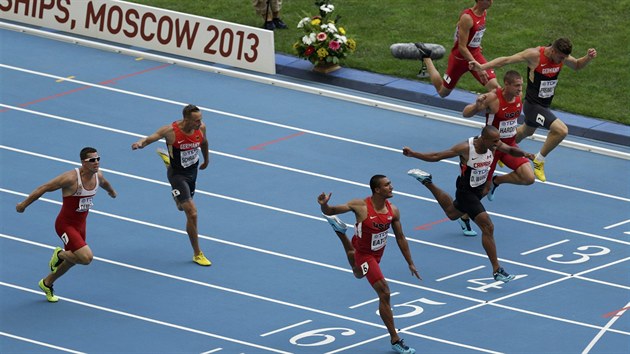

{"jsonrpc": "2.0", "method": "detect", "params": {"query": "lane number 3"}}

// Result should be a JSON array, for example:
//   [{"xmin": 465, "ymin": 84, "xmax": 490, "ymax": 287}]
[{"xmin": 547, "ymin": 245, "xmax": 610, "ymax": 264}]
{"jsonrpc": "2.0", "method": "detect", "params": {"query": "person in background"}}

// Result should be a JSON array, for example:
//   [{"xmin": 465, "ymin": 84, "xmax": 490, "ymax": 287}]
[
  {"xmin": 253, "ymin": 0, "xmax": 288, "ymax": 30},
  {"xmin": 416, "ymin": 0, "xmax": 499, "ymax": 98}
]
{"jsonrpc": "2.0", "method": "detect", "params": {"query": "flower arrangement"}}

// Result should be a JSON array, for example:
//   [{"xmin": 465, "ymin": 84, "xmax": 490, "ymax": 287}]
[{"xmin": 293, "ymin": 0, "xmax": 357, "ymax": 67}]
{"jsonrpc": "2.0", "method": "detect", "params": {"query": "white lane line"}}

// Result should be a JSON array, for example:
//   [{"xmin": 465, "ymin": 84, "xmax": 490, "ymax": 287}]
[
  {"xmin": 0, "ymin": 233, "xmax": 392, "ymax": 329},
  {"xmin": 2, "ymin": 91, "xmax": 630, "ymax": 202},
  {"xmin": 349, "ymin": 293, "xmax": 399, "ymax": 309},
  {"xmin": 2, "ymin": 52, "xmax": 630, "ymax": 161},
  {"xmin": 0, "ymin": 331, "xmax": 86, "ymax": 354},
  {"xmin": 520, "ymin": 239, "xmax": 570, "ymax": 255},
  {"xmin": 0, "ymin": 282, "xmax": 290, "ymax": 354},
  {"xmin": 3, "ymin": 232, "xmax": 501, "ymax": 353},
  {"xmin": 200, "ymin": 348, "xmax": 223, "ymax": 354},
  {"xmin": 2, "ymin": 144, "xmax": 629, "ymax": 247},
  {"xmin": 260, "ymin": 320, "xmax": 312, "ymax": 337},
  {"xmin": 582, "ymin": 301, "xmax": 630, "ymax": 353},
  {"xmin": 604, "ymin": 219, "xmax": 630, "ymax": 229},
  {"xmin": 435, "ymin": 266, "xmax": 486, "ymax": 282}
]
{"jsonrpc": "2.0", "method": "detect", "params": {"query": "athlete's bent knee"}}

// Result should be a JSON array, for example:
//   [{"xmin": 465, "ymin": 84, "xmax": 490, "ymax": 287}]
[
  {"xmin": 476, "ymin": 218, "xmax": 494, "ymax": 235},
  {"xmin": 76, "ymin": 253, "xmax": 93, "ymax": 265},
  {"xmin": 524, "ymin": 174, "xmax": 535, "ymax": 185},
  {"xmin": 554, "ymin": 123, "xmax": 569, "ymax": 138}
]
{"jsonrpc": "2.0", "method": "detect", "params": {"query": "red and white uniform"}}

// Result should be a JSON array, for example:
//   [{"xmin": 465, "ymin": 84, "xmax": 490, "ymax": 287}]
[
  {"xmin": 168, "ymin": 121, "xmax": 204, "ymax": 171},
  {"xmin": 452, "ymin": 8, "xmax": 487, "ymax": 56},
  {"xmin": 55, "ymin": 168, "xmax": 98, "ymax": 251},
  {"xmin": 443, "ymin": 8, "xmax": 495, "ymax": 89},
  {"xmin": 486, "ymin": 87, "xmax": 522, "ymax": 145},
  {"xmin": 486, "ymin": 88, "xmax": 529, "ymax": 175},
  {"xmin": 351, "ymin": 197, "xmax": 394, "ymax": 285}
]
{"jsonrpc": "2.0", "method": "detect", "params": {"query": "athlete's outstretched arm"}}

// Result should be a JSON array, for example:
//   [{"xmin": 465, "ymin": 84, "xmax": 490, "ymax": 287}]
[
  {"xmin": 16, "ymin": 172, "xmax": 73, "ymax": 212},
  {"xmin": 390, "ymin": 206, "xmax": 421, "ymax": 280}
]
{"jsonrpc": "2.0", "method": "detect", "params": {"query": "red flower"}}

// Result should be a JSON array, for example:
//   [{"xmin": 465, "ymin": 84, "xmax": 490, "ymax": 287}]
[{"xmin": 304, "ymin": 46, "xmax": 315, "ymax": 56}]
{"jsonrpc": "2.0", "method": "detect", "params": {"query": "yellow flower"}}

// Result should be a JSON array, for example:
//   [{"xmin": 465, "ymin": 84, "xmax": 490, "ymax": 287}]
[
  {"xmin": 311, "ymin": 18, "xmax": 321, "ymax": 26},
  {"xmin": 317, "ymin": 48, "xmax": 329, "ymax": 59},
  {"xmin": 339, "ymin": 27, "xmax": 346, "ymax": 35},
  {"xmin": 347, "ymin": 38, "xmax": 357, "ymax": 51}
]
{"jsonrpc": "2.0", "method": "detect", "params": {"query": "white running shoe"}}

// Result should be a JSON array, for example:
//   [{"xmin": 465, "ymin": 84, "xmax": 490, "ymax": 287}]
[
  {"xmin": 407, "ymin": 169, "xmax": 432, "ymax": 185},
  {"xmin": 323, "ymin": 214, "xmax": 348, "ymax": 234}
]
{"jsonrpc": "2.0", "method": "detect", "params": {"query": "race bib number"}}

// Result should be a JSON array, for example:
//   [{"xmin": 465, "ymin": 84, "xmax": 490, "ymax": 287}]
[
  {"xmin": 76, "ymin": 197, "xmax": 93, "ymax": 212},
  {"xmin": 469, "ymin": 167, "xmax": 489, "ymax": 188},
  {"xmin": 361, "ymin": 261, "xmax": 369, "ymax": 275},
  {"xmin": 371, "ymin": 231, "xmax": 388, "ymax": 251},
  {"xmin": 498, "ymin": 119, "xmax": 518, "ymax": 139},
  {"xmin": 538, "ymin": 80, "xmax": 557, "ymax": 98},
  {"xmin": 180, "ymin": 149, "xmax": 200, "ymax": 168},
  {"xmin": 468, "ymin": 28, "xmax": 485, "ymax": 48}
]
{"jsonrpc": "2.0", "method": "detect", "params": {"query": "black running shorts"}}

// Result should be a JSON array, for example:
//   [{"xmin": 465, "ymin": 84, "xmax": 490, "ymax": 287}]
[
  {"xmin": 523, "ymin": 99, "xmax": 558, "ymax": 129},
  {"xmin": 167, "ymin": 167, "xmax": 198, "ymax": 203}
]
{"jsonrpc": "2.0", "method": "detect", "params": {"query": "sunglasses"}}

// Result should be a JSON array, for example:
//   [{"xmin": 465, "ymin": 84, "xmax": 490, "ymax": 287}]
[{"xmin": 83, "ymin": 156, "xmax": 101, "ymax": 162}]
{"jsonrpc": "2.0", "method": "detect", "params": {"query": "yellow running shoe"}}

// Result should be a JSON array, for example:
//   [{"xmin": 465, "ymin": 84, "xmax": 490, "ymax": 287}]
[
  {"xmin": 533, "ymin": 159, "xmax": 547, "ymax": 182},
  {"xmin": 38, "ymin": 279, "xmax": 59, "ymax": 302},
  {"xmin": 49, "ymin": 247, "xmax": 62, "ymax": 273},
  {"xmin": 156, "ymin": 148, "xmax": 170, "ymax": 168},
  {"xmin": 193, "ymin": 252, "xmax": 212, "ymax": 266}
]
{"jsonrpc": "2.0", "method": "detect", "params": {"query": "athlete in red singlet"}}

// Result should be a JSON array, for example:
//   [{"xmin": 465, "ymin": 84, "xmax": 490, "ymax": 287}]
[
  {"xmin": 132, "ymin": 104, "xmax": 211, "ymax": 266},
  {"xmin": 351, "ymin": 196, "xmax": 394, "ymax": 284},
  {"xmin": 469, "ymin": 38, "xmax": 597, "ymax": 182},
  {"xmin": 168, "ymin": 121, "xmax": 204, "ymax": 171},
  {"xmin": 16, "ymin": 147, "xmax": 117, "ymax": 302},
  {"xmin": 462, "ymin": 70, "xmax": 535, "ymax": 201},
  {"xmin": 318, "ymin": 175, "xmax": 420, "ymax": 354},
  {"xmin": 419, "ymin": 0, "xmax": 498, "ymax": 98}
]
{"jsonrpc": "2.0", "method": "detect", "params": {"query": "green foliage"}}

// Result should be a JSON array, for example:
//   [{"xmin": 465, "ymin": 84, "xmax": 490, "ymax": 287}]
[{"xmin": 129, "ymin": 0, "xmax": 630, "ymax": 125}]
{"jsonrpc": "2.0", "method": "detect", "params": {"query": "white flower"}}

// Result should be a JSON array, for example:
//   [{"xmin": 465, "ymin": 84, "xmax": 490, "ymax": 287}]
[
  {"xmin": 325, "ymin": 23, "xmax": 338, "ymax": 33},
  {"xmin": 297, "ymin": 17, "xmax": 310, "ymax": 28},
  {"xmin": 302, "ymin": 35, "xmax": 313, "ymax": 45},
  {"xmin": 320, "ymin": 4, "xmax": 335, "ymax": 13},
  {"xmin": 334, "ymin": 34, "xmax": 347, "ymax": 43}
]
